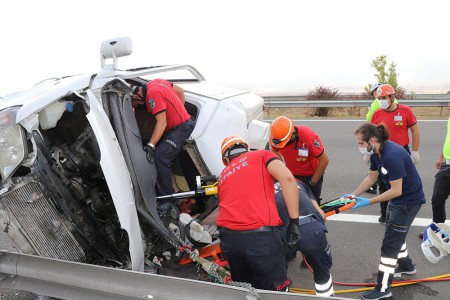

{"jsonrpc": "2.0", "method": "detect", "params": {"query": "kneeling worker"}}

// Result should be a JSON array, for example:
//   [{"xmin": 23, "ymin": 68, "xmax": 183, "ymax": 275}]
[
  {"xmin": 275, "ymin": 180, "xmax": 334, "ymax": 297},
  {"xmin": 217, "ymin": 136, "xmax": 301, "ymax": 291}
]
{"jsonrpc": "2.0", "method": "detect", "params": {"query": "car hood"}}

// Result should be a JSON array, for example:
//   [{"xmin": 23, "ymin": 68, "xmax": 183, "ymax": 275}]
[{"xmin": 1, "ymin": 75, "xmax": 92, "ymax": 123}]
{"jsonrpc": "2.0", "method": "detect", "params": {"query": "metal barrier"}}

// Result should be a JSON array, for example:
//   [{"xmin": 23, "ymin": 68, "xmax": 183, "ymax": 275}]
[
  {"xmin": 263, "ymin": 98, "xmax": 450, "ymax": 108},
  {"xmin": 0, "ymin": 250, "xmax": 349, "ymax": 300}
]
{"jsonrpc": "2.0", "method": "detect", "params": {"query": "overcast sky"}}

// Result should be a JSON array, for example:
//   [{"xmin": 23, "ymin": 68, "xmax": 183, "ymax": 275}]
[{"xmin": 1, "ymin": 0, "xmax": 450, "ymax": 96}]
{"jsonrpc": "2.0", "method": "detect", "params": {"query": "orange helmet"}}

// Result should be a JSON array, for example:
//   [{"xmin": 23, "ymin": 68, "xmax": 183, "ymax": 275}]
[
  {"xmin": 270, "ymin": 116, "xmax": 294, "ymax": 149},
  {"xmin": 221, "ymin": 136, "xmax": 249, "ymax": 165},
  {"xmin": 376, "ymin": 84, "xmax": 395, "ymax": 98}
]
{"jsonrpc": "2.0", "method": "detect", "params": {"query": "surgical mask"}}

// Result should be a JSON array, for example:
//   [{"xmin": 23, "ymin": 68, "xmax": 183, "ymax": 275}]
[
  {"xmin": 379, "ymin": 99, "xmax": 390, "ymax": 110},
  {"xmin": 359, "ymin": 142, "xmax": 374, "ymax": 155}
]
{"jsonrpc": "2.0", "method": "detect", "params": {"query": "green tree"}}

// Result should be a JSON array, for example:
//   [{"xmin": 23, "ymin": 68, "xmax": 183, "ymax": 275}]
[
  {"xmin": 370, "ymin": 55, "xmax": 399, "ymax": 88},
  {"xmin": 364, "ymin": 55, "xmax": 408, "ymax": 99}
]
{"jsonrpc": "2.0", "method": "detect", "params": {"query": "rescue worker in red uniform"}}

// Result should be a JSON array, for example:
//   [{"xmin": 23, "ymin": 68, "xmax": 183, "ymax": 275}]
[
  {"xmin": 217, "ymin": 136, "xmax": 301, "ymax": 291},
  {"xmin": 270, "ymin": 116, "xmax": 329, "ymax": 204},
  {"xmin": 133, "ymin": 79, "xmax": 195, "ymax": 206},
  {"xmin": 370, "ymin": 84, "xmax": 420, "ymax": 223}
]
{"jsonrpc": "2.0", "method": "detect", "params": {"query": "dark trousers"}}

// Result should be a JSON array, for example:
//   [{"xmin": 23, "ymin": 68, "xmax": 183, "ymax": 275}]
[
  {"xmin": 379, "ymin": 145, "xmax": 411, "ymax": 217},
  {"xmin": 155, "ymin": 119, "xmax": 195, "ymax": 197},
  {"xmin": 431, "ymin": 163, "xmax": 450, "ymax": 223},
  {"xmin": 220, "ymin": 229, "xmax": 290, "ymax": 291},
  {"xmin": 376, "ymin": 202, "xmax": 422, "ymax": 292},
  {"xmin": 294, "ymin": 175, "xmax": 323, "ymax": 205},
  {"xmin": 288, "ymin": 221, "xmax": 333, "ymax": 296}
]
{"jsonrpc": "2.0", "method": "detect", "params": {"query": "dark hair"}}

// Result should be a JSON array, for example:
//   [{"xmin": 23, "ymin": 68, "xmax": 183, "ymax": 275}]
[{"xmin": 355, "ymin": 123, "xmax": 389, "ymax": 143}]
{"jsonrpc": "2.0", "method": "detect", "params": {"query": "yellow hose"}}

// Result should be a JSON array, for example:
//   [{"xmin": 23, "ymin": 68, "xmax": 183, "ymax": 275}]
[{"xmin": 289, "ymin": 273, "xmax": 450, "ymax": 295}]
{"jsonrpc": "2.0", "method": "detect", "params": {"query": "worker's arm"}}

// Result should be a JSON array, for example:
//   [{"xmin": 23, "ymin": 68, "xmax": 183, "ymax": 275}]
[
  {"xmin": 410, "ymin": 123, "xmax": 420, "ymax": 152},
  {"xmin": 149, "ymin": 112, "xmax": 167, "ymax": 146},
  {"xmin": 353, "ymin": 170, "xmax": 378, "ymax": 196},
  {"xmin": 267, "ymin": 159, "xmax": 299, "ymax": 219},
  {"xmin": 311, "ymin": 150, "xmax": 329, "ymax": 184},
  {"xmin": 173, "ymin": 84, "xmax": 185, "ymax": 104},
  {"xmin": 436, "ymin": 152, "xmax": 444, "ymax": 169},
  {"xmin": 368, "ymin": 178, "xmax": 402, "ymax": 204}
]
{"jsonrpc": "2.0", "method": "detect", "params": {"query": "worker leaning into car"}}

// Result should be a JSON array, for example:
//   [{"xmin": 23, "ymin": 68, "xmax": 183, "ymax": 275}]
[
  {"xmin": 133, "ymin": 79, "xmax": 195, "ymax": 206},
  {"xmin": 270, "ymin": 116, "xmax": 329, "ymax": 204},
  {"xmin": 217, "ymin": 136, "xmax": 300, "ymax": 291},
  {"xmin": 275, "ymin": 180, "xmax": 334, "ymax": 297}
]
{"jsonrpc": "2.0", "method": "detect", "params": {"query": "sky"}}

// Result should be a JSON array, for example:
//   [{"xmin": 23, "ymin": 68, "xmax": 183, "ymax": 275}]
[{"xmin": 1, "ymin": 0, "xmax": 450, "ymax": 97}]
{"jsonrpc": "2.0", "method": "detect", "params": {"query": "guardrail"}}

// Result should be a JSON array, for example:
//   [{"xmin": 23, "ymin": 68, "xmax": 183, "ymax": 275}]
[
  {"xmin": 0, "ymin": 251, "xmax": 343, "ymax": 300},
  {"xmin": 262, "ymin": 99, "xmax": 450, "ymax": 108},
  {"xmin": 262, "ymin": 98, "xmax": 450, "ymax": 117}
]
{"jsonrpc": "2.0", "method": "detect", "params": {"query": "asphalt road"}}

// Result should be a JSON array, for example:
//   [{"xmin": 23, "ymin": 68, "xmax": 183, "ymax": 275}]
[{"xmin": 1, "ymin": 119, "xmax": 449, "ymax": 300}]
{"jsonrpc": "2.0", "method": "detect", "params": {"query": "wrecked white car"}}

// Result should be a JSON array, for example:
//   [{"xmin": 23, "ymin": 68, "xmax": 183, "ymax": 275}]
[{"xmin": 0, "ymin": 37, "xmax": 269, "ymax": 273}]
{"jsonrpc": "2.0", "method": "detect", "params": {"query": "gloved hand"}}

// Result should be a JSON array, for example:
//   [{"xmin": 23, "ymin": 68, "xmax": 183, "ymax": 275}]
[
  {"xmin": 286, "ymin": 218, "xmax": 301, "ymax": 248},
  {"xmin": 143, "ymin": 145, "xmax": 155, "ymax": 163},
  {"xmin": 363, "ymin": 153, "xmax": 371, "ymax": 165},
  {"xmin": 341, "ymin": 193, "xmax": 355, "ymax": 199},
  {"xmin": 411, "ymin": 151, "xmax": 420, "ymax": 164},
  {"xmin": 352, "ymin": 196, "xmax": 371, "ymax": 209}
]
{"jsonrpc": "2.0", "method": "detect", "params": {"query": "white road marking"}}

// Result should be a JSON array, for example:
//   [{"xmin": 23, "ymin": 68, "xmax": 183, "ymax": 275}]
[{"xmin": 327, "ymin": 213, "xmax": 450, "ymax": 227}]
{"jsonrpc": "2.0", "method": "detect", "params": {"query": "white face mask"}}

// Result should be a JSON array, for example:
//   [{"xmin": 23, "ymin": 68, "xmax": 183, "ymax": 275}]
[
  {"xmin": 359, "ymin": 142, "xmax": 374, "ymax": 155},
  {"xmin": 379, "ymin": 99, "xmax": 390, "ymax": 110}
]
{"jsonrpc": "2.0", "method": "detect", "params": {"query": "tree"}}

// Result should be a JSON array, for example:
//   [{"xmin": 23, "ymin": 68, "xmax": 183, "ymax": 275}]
[{"xmin": 364, "ymin": 55, "xmax": 408, "ymax": 99}]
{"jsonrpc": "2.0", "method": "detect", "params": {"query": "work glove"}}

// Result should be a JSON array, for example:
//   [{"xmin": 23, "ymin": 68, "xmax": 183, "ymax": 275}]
[
  {"xmin": 341, "ymin": 194, "xmax": 355, "ymax": 199},
  {"xmin": 143, "ymin": 145, "xmax": 155, "ymax": 163},
  {"xmin": 362, "ymin": 153, "xmax": 371, "ymax": 165},
  {"xmin": 411, "ymin": 151, "xmax": 420, "ymax": 165},
  {"xmin": 351, "ymin": 196, "xmax": 371, "ymax": 209},
  {"xmin": 286, "ymin": 218, "xmax": 301, "ymax": 248}
]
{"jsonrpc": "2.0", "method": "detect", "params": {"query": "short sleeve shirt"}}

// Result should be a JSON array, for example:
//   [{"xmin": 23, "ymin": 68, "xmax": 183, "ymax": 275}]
[
  {"xmin": 369, "ymin": 141, "xmax": 425, "ymax": 205},
  {"xmin": 217, "ymin": 150, "xmax": 282, "ymax": 230},
  {"xmin": 145, "ymin": 79, "xmax": 190, "ymax": 131},
  {"xmin": 278, "ymin": 125, "xmax": 324, "ymax": 176},
  {"xmin": 370, "ymin": 104, "xmax": 417, "ymax": 147}
]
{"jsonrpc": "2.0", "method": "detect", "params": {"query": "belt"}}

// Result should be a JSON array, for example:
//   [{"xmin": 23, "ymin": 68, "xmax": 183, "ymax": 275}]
[
  {"xmin": 219, "ymin": 226, "xmax": 278, "ymax": 234},
  {"xmin": 298, "ymin": 215, "xmax": 319, "ymax": 226}
]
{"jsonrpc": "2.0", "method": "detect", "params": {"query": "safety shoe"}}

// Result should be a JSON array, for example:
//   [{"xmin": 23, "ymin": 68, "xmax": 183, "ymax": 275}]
[
  {"xmin": 394, "ymin": 265, "xmax": 416, "ymax": 277},
  {"xmin": 366, "ymin": 186, "xmax": 377, "ymax": 194},
  {"xmin": 361, "ymin": 288, "xmax": 392, "ymax": 300},
  {"xmin": 378, "ymin": 215, "xmax": 386, "ymax": 223}
]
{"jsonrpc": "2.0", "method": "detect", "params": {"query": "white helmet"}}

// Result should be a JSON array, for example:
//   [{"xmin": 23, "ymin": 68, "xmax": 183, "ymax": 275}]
[
  {"xmin": 370, "ymin": 83, "xmax": 381, "ymax": 95},
  {"xmin": 421, "ymin": 222, "xmax": 450, "ymax": 264}
]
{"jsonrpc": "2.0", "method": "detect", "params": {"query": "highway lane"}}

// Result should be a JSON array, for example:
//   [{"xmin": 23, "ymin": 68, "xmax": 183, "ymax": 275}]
[{"xmin": 287, "ymin": 119, "xmax": 450, "ymax": 300}]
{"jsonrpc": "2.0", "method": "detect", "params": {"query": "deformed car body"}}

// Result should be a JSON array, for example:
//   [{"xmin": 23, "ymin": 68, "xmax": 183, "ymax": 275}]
[{"xmin": 0, "ymin": 37, "xmax": 269, "ymax": 272}]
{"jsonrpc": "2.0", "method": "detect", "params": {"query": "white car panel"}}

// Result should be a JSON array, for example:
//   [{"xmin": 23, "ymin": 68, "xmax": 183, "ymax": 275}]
[{"xmin": 86, "ymin": 90, "xmax": 144, "ymax": 271}]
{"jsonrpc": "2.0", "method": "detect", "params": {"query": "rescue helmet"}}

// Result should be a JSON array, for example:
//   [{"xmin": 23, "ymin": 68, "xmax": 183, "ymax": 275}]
[
  {"xmin": 376, "ymin": 84, "xmax": 395, "ymax": 98},
  {"xmin": 221, "ymin": 136, "xmax": 249, "ymax": 166},
  {"xmin": 370, "ymin": 83, "xmax": 381, "ymax": 96},
  {"xmin": 270, "ymin": 116, "xmax": 294, "ymax": 149},
  {"xmin": 421, "ymin": 222, "xmax": 450, "ymax": 264}
]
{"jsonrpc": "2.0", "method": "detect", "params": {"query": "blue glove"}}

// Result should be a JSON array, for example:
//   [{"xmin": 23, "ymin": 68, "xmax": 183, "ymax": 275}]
[
  {"xmin": 341, "ymin": 194, "xmax": 355, "ymax": 199},
  {"xmin": 352, "ymin": 196, "xmax": 371, "ymax": 209}
]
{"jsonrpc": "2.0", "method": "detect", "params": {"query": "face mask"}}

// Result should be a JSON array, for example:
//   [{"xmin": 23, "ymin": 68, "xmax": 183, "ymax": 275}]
[
  {"xmin": 359, "ymin": 142, "xmax": 374, "ymax": 155},
  {"xmin": 379, "ymin": 99, "xmax": 390, "ymax": 110}
]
